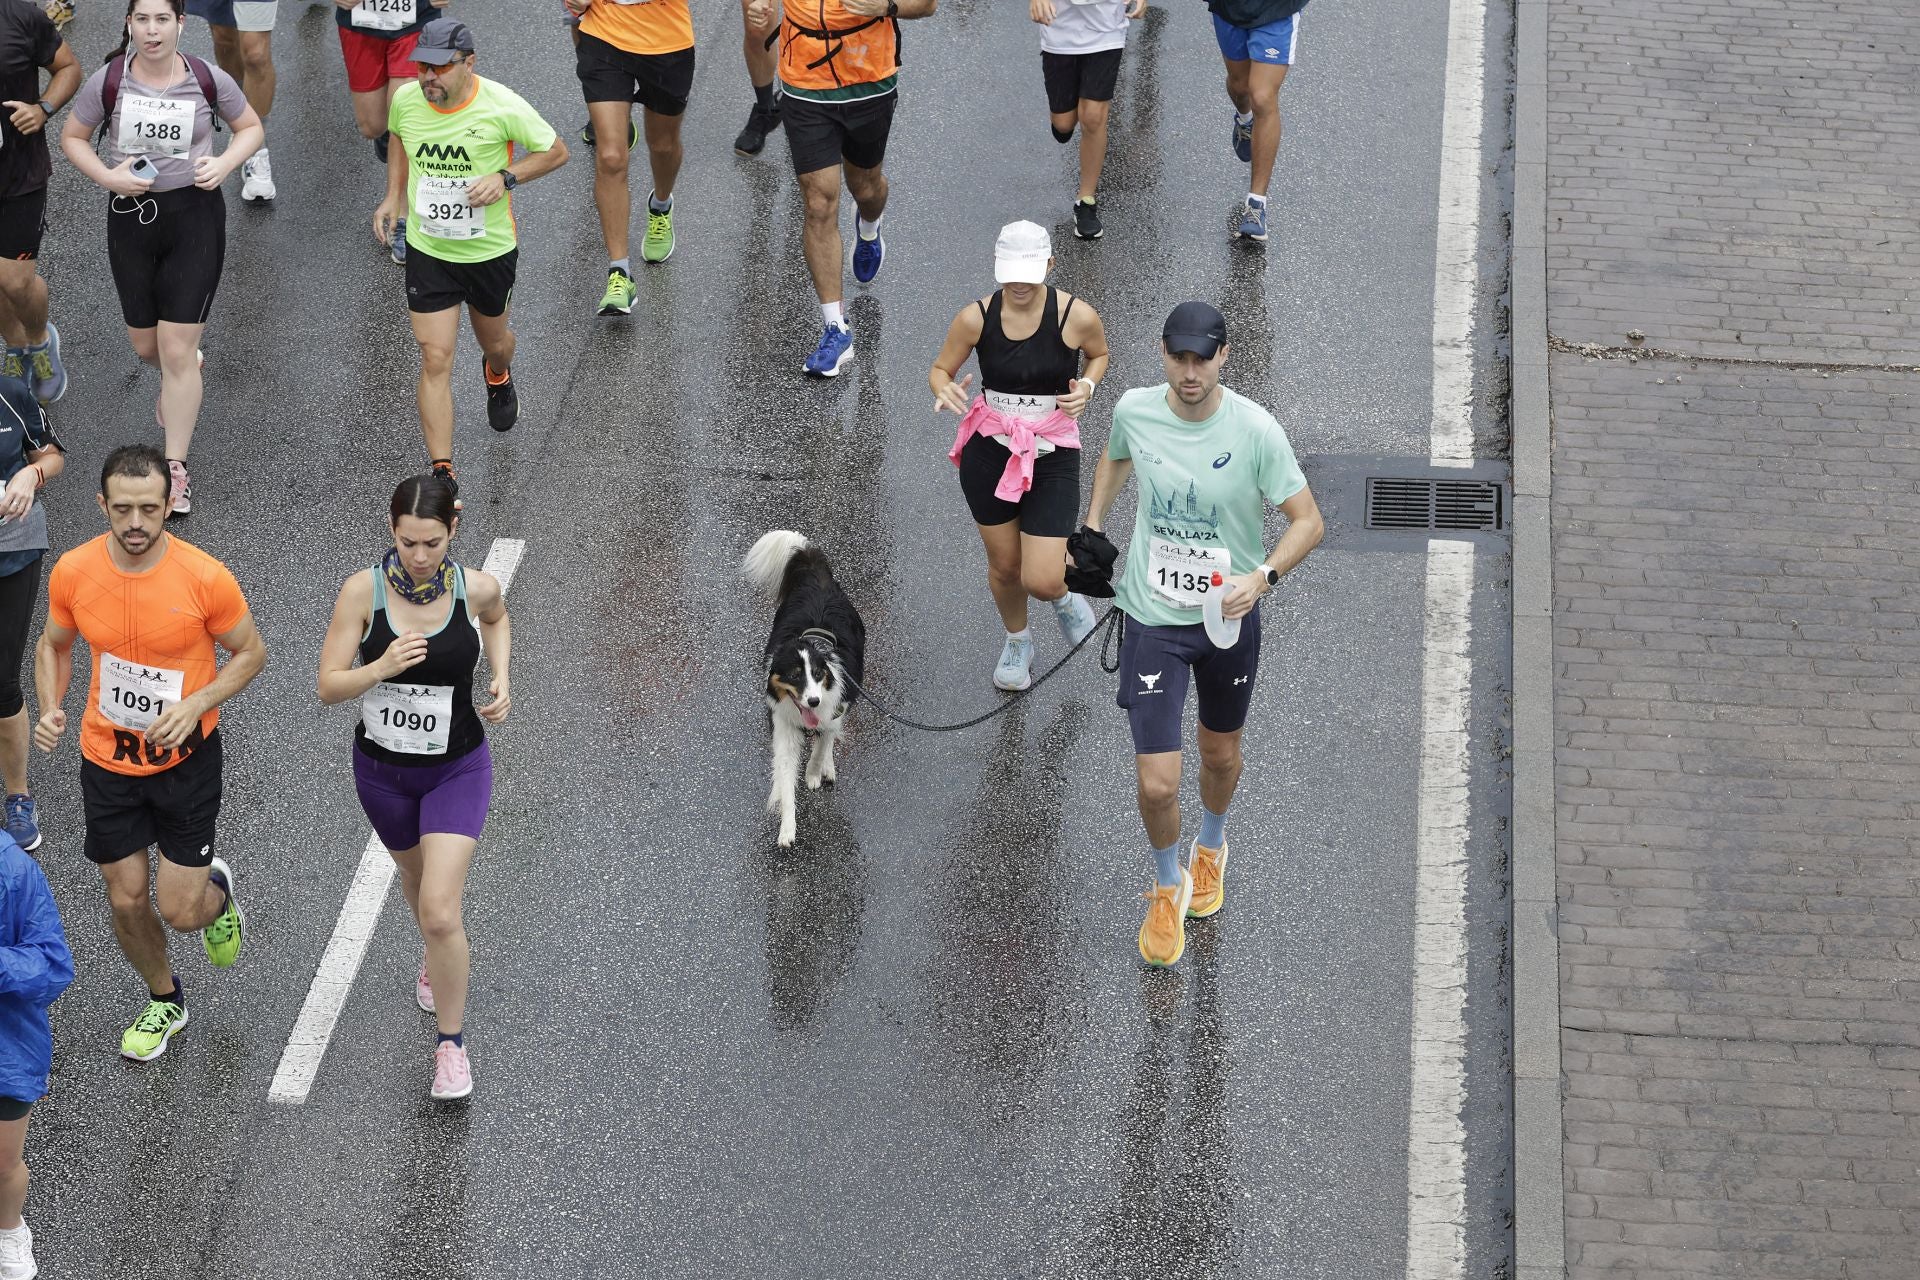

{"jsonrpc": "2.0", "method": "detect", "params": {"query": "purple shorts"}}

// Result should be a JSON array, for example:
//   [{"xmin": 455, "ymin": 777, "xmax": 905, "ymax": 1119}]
[{"xmin": 352, "ymin": 739, "xmax": 492, "ymax": 851}]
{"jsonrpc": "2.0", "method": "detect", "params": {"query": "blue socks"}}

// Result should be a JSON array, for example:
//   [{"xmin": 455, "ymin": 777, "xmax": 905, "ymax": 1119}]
[
  {"xmin": 1152, "ymin": 839, "xmax": 1181, "ymax": 888},
  {"xmin": 1199, "ymin": 805, "xmax": 1228, "ymax": 850},
  {"xmin": 437, "ymin": 1031, "xmax": 463, "ymax": 1049}
]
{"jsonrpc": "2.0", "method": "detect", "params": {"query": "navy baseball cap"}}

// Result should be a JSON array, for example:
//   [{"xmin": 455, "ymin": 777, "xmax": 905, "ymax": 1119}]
[
  {"xmin": 1162, "ymin": 301, "xmax": 1228, "ymax": 359},
  {"xmin": 411, "ymin": 19, "xmax": 476, "ymax": 64}
]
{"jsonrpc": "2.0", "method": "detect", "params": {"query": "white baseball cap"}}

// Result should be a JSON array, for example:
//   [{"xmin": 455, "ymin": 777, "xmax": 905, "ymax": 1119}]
[{"xmin": 993, "ymin": 221, "xmax": 1052, "ymax": 284}]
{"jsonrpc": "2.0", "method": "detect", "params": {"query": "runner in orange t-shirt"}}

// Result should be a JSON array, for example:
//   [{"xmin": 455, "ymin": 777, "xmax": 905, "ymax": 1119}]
[
  {"xmin": 566, "ymin": 0, "xmax": 696, "ymax": 314},
  {"xmin": 31, "ymin": 445, "xmax": 266, "ymax": 1063}
]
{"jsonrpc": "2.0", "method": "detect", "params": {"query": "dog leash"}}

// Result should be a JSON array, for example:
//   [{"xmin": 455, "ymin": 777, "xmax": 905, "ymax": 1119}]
[{"xmin": 838, "ymin": 607, "xmax": 1125, "ymax": 733}]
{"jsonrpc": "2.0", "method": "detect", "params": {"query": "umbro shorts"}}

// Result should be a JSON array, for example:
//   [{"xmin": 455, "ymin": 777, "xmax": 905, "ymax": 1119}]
[
  {"xmin": 1213, "ymin": 11, "xmax": 1299, "ymax": 66},
  {"xmin": 187, "ymin": 0, "xmax": 277, "ymax": 32},
  {"xmin": 1114, "ymin": 608, "xmax": 1262, "ymax": 755}
]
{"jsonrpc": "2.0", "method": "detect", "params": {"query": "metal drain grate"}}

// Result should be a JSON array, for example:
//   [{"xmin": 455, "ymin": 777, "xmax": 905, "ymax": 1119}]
[{"xmin": 1364, "ymin": 477, "xmax": 1505, "ymax": 531}]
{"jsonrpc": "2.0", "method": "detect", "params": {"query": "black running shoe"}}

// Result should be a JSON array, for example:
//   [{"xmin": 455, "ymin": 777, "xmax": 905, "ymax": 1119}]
[
  {"xmin": 374, "ymin": 131, "xmax": 388, "ymax": 165},
  {"xmin": 1074, "ymin": 199, "xmax": 1103, "ymax": 241},
  {"xmin": 581, "ymin": 119, "xmax": 639, "ymax": 149},
  {"xmin": 485, "ymin": 370, "xmax": 519, "ymax": 432},
  {"xmin": 734, "ymin": 102, "xmax": 782, "ymax": 156}
]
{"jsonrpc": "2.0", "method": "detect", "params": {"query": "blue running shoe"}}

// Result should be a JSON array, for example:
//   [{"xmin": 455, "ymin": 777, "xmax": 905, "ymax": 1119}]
[
  {"xmin": 803, "ymin": 324, "xmax": 854, "ymax": 378},
  {"xmin": 1231, "ymin": 113, "xmax": 1253, "ymax": 164},
  {"xmin": 1236, "ymin": 199, "xmax": 1269, "ymax": 243},
  {"xmin": 390, "ymin": 217, "xmax": 408, "ymax": 265},
  {"xmin": 852, "ymin": 232, "xmax": 884, "ymax": 285},
  {"xmin": 26, "ymin": 321, "xmax": 66, "ymax": 403},
  {"xmin": 5, "ymin": 793, "xmax": 41, "ymax": 853}
]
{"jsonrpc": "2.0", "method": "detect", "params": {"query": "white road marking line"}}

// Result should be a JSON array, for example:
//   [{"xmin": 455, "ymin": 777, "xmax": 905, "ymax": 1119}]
[
  {"xmin": 268, "ymin": 537, "xmax": 525, "ymax": 1105},
  {"xmin": 1406, "ymin": 538, "xmax": 1476, "ymax": 1277},
  {"xmin": 1430, "ymin": 0, "xmax": 1487, "ymax": 468}
]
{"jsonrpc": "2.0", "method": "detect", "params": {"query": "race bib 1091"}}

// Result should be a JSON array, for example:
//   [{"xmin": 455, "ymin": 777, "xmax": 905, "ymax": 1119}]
[{"xmin": 98, "ymin": 653, "xmax": 185, "ymax": 731}]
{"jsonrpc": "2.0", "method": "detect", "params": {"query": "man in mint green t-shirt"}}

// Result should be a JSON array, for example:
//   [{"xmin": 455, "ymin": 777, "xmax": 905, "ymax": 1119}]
[
  {"xmin": 1078, "ymin": 300, "xmax": 1323, "ymax": 968},
  {"xmin": 373, "ymin": 19, "xmax": 568, "ymax": 493}
]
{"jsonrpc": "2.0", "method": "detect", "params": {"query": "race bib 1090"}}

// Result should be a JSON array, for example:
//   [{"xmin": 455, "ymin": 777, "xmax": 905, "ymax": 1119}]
[{"xmin": 362, "ymin": 682, "xmax": 454, "ymax": 754}]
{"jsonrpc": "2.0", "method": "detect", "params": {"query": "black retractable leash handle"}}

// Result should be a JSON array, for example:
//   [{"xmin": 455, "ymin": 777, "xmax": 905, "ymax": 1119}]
[{"xmin": 839, "ymin": 607, "xmax": 1126, "ymax": 734}]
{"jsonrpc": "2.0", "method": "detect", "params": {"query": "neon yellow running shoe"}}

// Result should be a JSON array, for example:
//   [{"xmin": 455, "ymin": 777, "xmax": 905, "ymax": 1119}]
[
  {"xmin": 121, "ymin": 996, "xmax": 188, "ymax": 1061},
  {"xmin": 641, "ymin": 197, "xmax": 675, "ymax": 265},
  {"xmin": 202, "ymin": 857, "xmax": 244, "ymax": 968},
  {"xmin": 597, "ymin": 267, "xmax": 636, "ymax": 316}
]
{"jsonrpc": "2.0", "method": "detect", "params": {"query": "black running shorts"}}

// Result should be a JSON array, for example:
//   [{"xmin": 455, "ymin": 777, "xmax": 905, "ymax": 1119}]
[
  {"xmin": 81, "ymin": 730, "xmax": 224, "ymax": 867},
  {"xmin": 107, "ymin": 185, "xmax": 225, "ymax": 329},
  {"xmin": 783, "ymin": 90, "xmax": 897, "ymax": 176},
  {"xmin": 405, "ymin": 245, "xmax": 517, "ymax": 317},
  {"xmin": 576, "ymin": 32, "xmax": 695, "ymax": 117},
  {"xmin": 0, "ymin": 187, "xmax": 48, "ymax": 261},
  {"xmin": 1042, "ymin": 48, "xmax": 1123, "ymax": 115},
  {"xmin": 956, "ymin": 434, "xmax": 1082, "ymax": 538},
  {"xmin": 1115, "ymin": 610, "xmax": 1263, "ymax": 755}
]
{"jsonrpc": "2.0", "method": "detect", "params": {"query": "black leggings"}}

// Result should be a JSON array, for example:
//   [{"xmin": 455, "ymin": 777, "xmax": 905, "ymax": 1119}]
[
  {"xmin": 0, "ymin": 555, "xmax": 41, "ymax": 718},
  {"xmin": 107, "ymin": 185, "xmax": 226, "ymax": 329}
]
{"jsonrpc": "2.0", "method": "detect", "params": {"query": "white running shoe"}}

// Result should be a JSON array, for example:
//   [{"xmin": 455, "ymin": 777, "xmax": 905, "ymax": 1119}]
[
  {"xmin": 241, "ymin": 150, "xmax": 276, "ymax": 203},
  {"xmin": 993, "ymin": 632, "xmax": 1034, "ymax": 691},
  {"xmin": 0, "ymin": 1222, "xmax": 35, "ymax": 1280}
]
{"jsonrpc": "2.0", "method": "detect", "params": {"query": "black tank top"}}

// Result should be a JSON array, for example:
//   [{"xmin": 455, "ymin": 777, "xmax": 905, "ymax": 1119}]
[
  {"xmin": 354, "ymin": 563, "xmax": 485, "ymax": 767},
  {"xmin": 976, "ymin": 288, "xmax": 1079, "ymax": 397}
]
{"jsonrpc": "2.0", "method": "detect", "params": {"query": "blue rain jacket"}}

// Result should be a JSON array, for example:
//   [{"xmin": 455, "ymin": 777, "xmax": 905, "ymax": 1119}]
[{"xmin": 0, "ymin": 834, "xmax": 73, "ymax": 1103}]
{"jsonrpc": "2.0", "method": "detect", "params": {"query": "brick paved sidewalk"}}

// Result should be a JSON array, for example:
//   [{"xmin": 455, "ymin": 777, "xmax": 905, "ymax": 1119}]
[{"xmin": 1547, "ymin": 3, "xmax": 1920, "ymax": 1277}]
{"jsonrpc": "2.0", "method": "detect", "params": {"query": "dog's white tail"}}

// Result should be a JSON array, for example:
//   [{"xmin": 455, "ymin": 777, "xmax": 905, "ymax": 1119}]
[{"xmin": 742, "ymin": 530, "xmax": 811, "ymax": 593}]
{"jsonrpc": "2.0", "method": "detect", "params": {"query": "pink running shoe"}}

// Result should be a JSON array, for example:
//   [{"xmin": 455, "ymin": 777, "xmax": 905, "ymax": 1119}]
[
  {"xmin": 415, "ymin": 962, "xmax": 435, "ymax": 1013},
  {"xmin": 166, "ymin": 458, "xmax": 191, "ymax": 518},
  {"xmin": 431, "ymin": 1040, "xmax": 472, "ymax": 1100}
]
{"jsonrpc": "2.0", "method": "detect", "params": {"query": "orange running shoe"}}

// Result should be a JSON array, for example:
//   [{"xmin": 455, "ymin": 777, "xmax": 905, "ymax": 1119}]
[
  {"xmin": 1187, "ymin": 840, "xmax": 1230, "ymax": 918},
  {"xmin": 1137, "ymin": 867, "xmax": 1193, "ymax": 967}
]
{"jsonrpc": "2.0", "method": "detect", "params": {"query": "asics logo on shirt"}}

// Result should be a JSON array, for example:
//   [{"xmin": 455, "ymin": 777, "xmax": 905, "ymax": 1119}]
[{"xmin": 1212, "ymin": 452, "xmax": 1232, "ymax": 469}]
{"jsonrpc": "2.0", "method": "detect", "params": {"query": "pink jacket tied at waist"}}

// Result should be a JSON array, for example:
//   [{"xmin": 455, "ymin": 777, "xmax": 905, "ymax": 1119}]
[{"xmin": 947, "ymin": 395, "xmax": 1083, "ymax": 503}]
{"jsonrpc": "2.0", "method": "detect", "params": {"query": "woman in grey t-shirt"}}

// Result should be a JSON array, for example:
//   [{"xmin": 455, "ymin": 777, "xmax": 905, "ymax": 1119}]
[{"xmin": 58, "ymin": 0, "xmax": 261, "ymax": 519}]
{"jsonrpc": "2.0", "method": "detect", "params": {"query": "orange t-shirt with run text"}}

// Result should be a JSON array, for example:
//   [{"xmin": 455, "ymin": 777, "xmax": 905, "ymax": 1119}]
[
  {"xmin": 580, "ymin": 0, "xmax": 695, "ymax": 55},
  {"xmin": 46, "ymin": 534, "xmax": 250, "ymax": 777}
]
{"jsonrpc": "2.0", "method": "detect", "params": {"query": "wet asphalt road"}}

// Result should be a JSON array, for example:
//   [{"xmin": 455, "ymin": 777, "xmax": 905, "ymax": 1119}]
[{"xmin": 16, "ymin": 0, "xmax": 1514, "ymax": 1275}]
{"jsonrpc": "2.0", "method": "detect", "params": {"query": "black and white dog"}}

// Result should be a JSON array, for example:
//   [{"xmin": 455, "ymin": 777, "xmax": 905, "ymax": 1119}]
[{"xmin": 742, "ymin": 531, "xmax": 866, "ymax": 847}]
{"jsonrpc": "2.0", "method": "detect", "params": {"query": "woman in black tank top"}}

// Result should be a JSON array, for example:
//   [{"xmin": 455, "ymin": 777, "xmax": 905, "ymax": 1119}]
[
  {"xmin": 930, "ymin": 220, "xmax": 1111, "ymax": 691},
  {"xmin": 317, "ymin": 474, "xmax": 512, "ymax": 1102}
]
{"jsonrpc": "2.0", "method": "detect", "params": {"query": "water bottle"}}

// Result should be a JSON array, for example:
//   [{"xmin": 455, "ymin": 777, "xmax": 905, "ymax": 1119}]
[{"xmin": 1201, "ymin": 571, "xmax": 1241, "ymax": 649}]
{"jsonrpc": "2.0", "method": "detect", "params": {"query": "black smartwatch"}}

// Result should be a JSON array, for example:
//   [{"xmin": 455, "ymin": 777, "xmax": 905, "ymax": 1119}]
[
  {"xmin": 498, "ymin": 169, "xmax": 518, "ymax": 191},
  {"xmin": 1259, "ymin": 565, "xmax": 1281, "ymax": 588},
  {"xmin": 35, "ymin": 99, "xmax": 52, "ymax": 118}
]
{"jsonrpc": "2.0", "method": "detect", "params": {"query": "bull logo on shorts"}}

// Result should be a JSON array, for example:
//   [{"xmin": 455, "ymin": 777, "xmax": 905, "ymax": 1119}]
[{"xmin": 1138, "ymin": 672, "xmax": 1162, "ymax": 692}]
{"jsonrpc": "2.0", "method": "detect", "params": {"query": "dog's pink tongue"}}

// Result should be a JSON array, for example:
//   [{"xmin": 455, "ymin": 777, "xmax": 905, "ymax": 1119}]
[{"xmin": 801, "ymin": 707, "xmax": 820, "ymax": 730}]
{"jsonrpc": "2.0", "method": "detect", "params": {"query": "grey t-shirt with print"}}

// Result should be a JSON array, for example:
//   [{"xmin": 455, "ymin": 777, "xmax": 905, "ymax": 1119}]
[{"xmin": 69, "ymin": 56, "xmax": 247, "ymax": 193}]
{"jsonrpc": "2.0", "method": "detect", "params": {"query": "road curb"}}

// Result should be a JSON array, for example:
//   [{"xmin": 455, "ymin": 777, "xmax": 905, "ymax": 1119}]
[{"xmin": 1508, "ymin": 0, "xmax": 1564, "ymax": 1276}]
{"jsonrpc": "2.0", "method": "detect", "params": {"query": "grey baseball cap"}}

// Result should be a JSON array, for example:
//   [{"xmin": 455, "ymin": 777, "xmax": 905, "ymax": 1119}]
[{"xmin": 410, "ymin": 18, "xmax": 475, "ymax": 64}]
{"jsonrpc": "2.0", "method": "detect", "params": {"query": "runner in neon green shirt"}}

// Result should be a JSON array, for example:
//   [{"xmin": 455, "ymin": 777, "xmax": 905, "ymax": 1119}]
[
  {"xmin": 372, "ymin": 19, "xmax": 567, "ymax": 491},
  {"xmin": 1077, "ymin": 300, "xmax": 1323, "ymax": 967}
]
